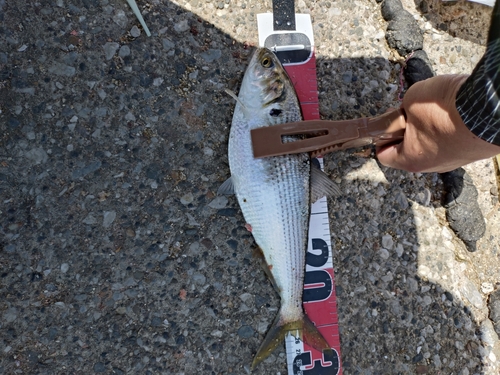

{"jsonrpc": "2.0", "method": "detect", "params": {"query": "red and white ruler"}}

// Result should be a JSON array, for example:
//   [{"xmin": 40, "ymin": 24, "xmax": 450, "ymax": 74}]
[{"xmin": 258, "ymin": 9, "xmax": 342, "ymax": 375}]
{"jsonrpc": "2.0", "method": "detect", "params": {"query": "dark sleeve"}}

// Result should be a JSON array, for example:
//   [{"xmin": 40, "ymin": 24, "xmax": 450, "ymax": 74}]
[{"xmin": 455, "ymin": 0, "xmax": 500, "ymax": 146}]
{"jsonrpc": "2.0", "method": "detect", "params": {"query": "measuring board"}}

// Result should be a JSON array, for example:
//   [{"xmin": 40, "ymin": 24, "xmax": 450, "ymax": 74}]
[{"xmin": 258, "ymin": 7, "xmax": 343, "ymax": 375}]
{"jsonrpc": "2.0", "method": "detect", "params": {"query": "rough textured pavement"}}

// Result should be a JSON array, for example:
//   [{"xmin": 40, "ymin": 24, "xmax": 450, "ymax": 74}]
[{"xmin": 1, "ymin": 0, "xmax": 500, "ymax": 374}]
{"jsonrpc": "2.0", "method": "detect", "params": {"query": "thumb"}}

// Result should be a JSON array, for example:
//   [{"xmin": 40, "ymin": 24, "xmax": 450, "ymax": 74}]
[{"xmin": 376, "ymin": 142, "xmax": 406, "ymax": 170}]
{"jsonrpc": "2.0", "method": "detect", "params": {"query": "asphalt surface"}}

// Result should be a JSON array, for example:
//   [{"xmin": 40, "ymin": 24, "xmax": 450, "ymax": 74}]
[{"xmin": 1, "ymin": 0, "xmax": 500, "ymax": 374}]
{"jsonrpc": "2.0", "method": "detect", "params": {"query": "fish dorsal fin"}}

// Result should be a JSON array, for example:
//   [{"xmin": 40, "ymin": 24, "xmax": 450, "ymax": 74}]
[
  {"xmin": 224, "ymin": 88, "xmax": 251, "ymax": 119},
  {"xmin": 310, "ymin": 164, "xmax": 341, "ymax": 203},
  {"xmin": 217, "ymin": 177, "xmax": 235, "ymax": 195}
]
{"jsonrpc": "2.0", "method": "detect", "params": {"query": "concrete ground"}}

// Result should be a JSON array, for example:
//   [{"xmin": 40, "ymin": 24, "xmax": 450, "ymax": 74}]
[{"xmin": 1, "ymin": 0, "xmax": 499, "ymax": 374}]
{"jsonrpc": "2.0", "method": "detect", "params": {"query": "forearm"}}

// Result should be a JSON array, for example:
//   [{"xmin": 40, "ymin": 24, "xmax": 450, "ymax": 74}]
[{"xmin": 456, "ymin": 0, "xmax": 500, "ymax": 146}]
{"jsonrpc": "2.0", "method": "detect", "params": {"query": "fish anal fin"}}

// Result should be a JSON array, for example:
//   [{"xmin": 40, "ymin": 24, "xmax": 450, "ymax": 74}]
[
  {"xmin": 253, "ymin": 247, "xmax": 280, "ymax": 293},
  {"xmin": 310, "ymin": 164, "xmax": 341, "ymax": 203},
  {"xmin": 217, "ymin": 177, "xmax": 235, "ymax": 195}
]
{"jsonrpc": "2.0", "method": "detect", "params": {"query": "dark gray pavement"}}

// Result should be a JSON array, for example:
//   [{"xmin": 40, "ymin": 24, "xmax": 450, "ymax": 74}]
[{"xmin": 1, "ymin": 0, "xmax": 499, "ymax": 374}]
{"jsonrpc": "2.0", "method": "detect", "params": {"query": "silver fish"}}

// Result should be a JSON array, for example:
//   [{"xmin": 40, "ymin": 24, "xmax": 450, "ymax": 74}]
[{"xmin": 219, "ymin": 48, "xmax": 340, "ymax": 369}]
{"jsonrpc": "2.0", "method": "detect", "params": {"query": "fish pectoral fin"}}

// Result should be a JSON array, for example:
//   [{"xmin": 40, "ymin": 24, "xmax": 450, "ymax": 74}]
[
  {"xmin": 217, "ymin": 177, "xmax": 235, "ymax": 195},
  {"xmin": 224, "ymin": 88, "xmax": 252, "ymax": 119},
  {"xmin": 310, "ymin": 164, "xmax": 341, "ymax": 203},
  {"xmin": 224, "ymin": 88, "xmax": 248, "ymax": 112},
  {"xmin": 251, "ymin": 313, "xmax": 332, "ymax": 370}
]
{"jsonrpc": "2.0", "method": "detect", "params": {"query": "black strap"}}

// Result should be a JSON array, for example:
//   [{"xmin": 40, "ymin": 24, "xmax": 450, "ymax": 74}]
[{"xmin": 273, "ymin": 0, "xmax": 295, "ymax": 31}]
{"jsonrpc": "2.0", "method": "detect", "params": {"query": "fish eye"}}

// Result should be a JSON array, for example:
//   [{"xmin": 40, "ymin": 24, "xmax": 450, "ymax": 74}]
[{"xmin": 261, "ymin": 56, "xmax": 273, "ymax": 68}]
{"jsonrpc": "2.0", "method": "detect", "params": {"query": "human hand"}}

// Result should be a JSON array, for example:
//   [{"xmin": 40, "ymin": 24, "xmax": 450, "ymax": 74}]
[{"xmin": 376, "ymin": 74, "xmax": 500, "ymax": 173}]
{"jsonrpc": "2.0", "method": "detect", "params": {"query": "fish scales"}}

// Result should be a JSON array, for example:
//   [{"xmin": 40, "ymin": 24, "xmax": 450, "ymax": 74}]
[{"xmin": 222, "ymin": 48, "xmax": 334, "ymax": 369}]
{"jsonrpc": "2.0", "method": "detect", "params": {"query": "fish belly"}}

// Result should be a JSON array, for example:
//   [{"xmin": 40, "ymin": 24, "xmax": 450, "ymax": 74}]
[{"xmin": 228, "ymin": 116, "xmax": 310, "ymax": 323}]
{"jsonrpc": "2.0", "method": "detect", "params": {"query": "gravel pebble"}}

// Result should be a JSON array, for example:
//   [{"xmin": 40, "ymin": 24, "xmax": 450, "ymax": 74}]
[
  {"xmin": 180, "ymin": 193, "xmax": 194, "ymax": 205},
  {"xmin": 103, "ymin": 42, "xmax": 120, "ymax": 60},
  {"xmin": 208, "ymin": 196, "xmax": 228, "ymax": 209},
  {"xmin": 112, "ymin": 9, "xmax": 128, "ymax": 28},
  {"xmin": 103, "ymin": 211, "xmax": 116, "ymax": 228},
  {"xmin": 130, "ymin": 25, "xmax": 141, "ymax": 37},
  {"xmin": 237, "ymin": 325, "xmax": 254, "ymax": 339},
  {"xmin": 119, "ymin": 45, "xmax": 131, "ymax": 57}
]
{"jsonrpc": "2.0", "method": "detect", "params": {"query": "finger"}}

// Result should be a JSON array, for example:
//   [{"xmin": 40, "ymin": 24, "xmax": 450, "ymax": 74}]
[
  {"xmin": 376, "ymin": 142, "xmax": 406, "ymax": 170},
  {"xmin": 376, "ymin": 140, "xmax": 428, "ymax": 173}
]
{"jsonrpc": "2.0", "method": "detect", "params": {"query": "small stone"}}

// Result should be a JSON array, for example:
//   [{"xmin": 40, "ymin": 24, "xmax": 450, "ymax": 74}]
[
  {"xmin": 116, "ymin": 307, "xmax": 126, "ymax": 314},
  {"xmin": 119, "ymin": 45, "xmax": 130, "ymax": 57},
  {"xmin": 48, "ymin": 62, "xmax": 75, "ymax": 76},
  {"xmin": 189, "ymin": 70, "xmax": 199, "ymax": 80},
  {"xmin": 25, "ymin": 148, "xmax": 48, "ymax": 165},
  {"xmin": 407, "ymin": 277, "xmax": 418, "ymax": 292},
  {"xmin": 481, "ymin": 282, "xmax": 494, "ymax": 294},
  {"xmin": 394, "ymin": 190, "xmax": 409, "ymax": 209},
  {"xmin": 162, "ymin": 39, "xmax": 175, "ymax": 51},
  {"xmin": 461, "ymin": 279, "xmax": 484, "ymax": 309},
  {"xmin": 153, "ymin": 77, "xmax": 164, "ymax": 86},
  {"xmin": 381, "ymin": 234, "xmax": 394, "ymax": 250},
  {"xmin": 103, "ymin": 42, "xmax": 120, "ymax": 60},
  {"xmin": 180, "ymin": 193, "xmax": 194, "ymax": 205},
  {"xmin": 94, "ymin": 362, "xmax": 106, "ymax": 372},
  {"xmin": 342, "ymin": 71, "xmax": 353, "ymax": 83},
  {"xmin": 237, "ymin": 325, "xmax": 254, "ymax": 338},
  {"xmin": 83, "ymin": 214, "xmax": 97, "ymax": 225},
  {"xmin": 72, "ymin": 161, "xmax": 102, "ymax": 179},
  {"xmin": 192, "ymin": 272, "xmax": 206, "ymax": 285},
  {"xmin": 208, "ymin": 196, "xmax": 228, "ymax": 209},
  {"xmin": 130, "ymin": 26, "xmax": 141, "ymax": 38},
  {"xmin": 3, "ymin": 308, "xmax": 17, "ymax": 323},
  {"xmin": 412, "ymin": 352, "xmax": 424, "ymax": 363},
  {"xmin": 480, "ymin": 319, "xmax": 498, "ymax": 347},
  {"xmin": 239, "ymin": 293, "xmax": 253, "ymax": 303},
  {"xmin": 211, "ymin": 330, "xmax": 223, "ymax": 338},
  {"xmin": 200, "ymin": 49, "xmax": 222, "ymax": 63},
  {"xmin": 125, "ymin": 112, "xmax": 136, "ymax": 121},
  {"xmin": 378, "ymin": 248, "xmax": 390, "ymax": 260},
  {"xmin": 395, "ymin": 244, "xmax": 404, "ymax": 257},
  {"xmin": 103, "ymin": 211, "xmax": 116, "ymax": 228},
  {"xmin": 60, "ymin": 263, "xmax": 69, "ymax": 273},
  {"xmin": 112, "ymin": 9, "xmax": 128, "ymax": 28},
  {"xmin": 174, "ymin": 19, "xmax": 189, "ymax": 33},
  {"xmin": 416, "ymin": 188, "xmax": 431, "ymax": 206},
  {"xmin": 5, "ymin": 244, "xmax": 16, "ymax": 253},
  {"xmin": 151, "ymin": 317, "xmax": 162, "ymax": 327}
]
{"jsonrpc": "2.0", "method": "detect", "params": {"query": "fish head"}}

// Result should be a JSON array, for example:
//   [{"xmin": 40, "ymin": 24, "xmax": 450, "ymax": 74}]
[{"xmin": 239, "ymin": 48, "xmax": 301, "ymax": 124}]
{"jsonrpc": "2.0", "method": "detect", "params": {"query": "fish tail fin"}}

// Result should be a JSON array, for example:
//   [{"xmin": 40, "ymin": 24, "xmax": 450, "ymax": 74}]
[{"xmin": 251, "ymin": 311, "xmax": 331, "ymax": 370}]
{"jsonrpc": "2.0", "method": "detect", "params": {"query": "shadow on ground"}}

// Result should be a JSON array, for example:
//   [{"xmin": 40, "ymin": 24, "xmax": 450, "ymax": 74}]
[
  {"xmin": 412, "ymin": 0, "xmax": 493, "ymax": 45},
  {"xmin": 0, "ymin": 0, "xmax": 486, "ymax": 373}
]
